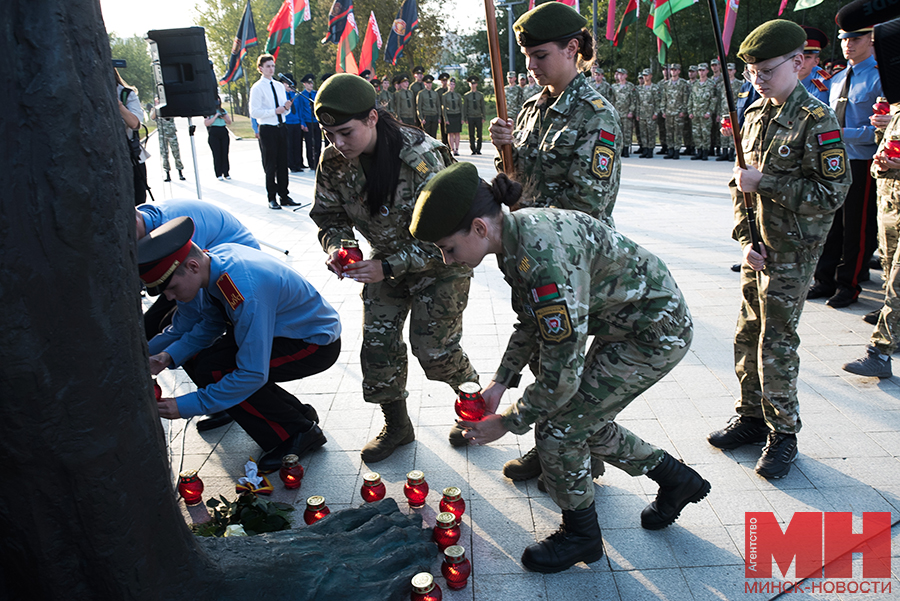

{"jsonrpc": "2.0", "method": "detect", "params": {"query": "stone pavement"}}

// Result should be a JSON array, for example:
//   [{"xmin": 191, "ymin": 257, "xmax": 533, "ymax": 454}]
[{"xmin": 145, "ymin": 123, "xmax": 899, "ymax": 600}]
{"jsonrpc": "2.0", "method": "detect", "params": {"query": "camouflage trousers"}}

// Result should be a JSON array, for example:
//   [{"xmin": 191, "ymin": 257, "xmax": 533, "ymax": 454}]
[
  {"xmin": 360, "ymin": 269, "xmax": 478, "ymax": 405},
  {"xmin": 683, "ymin": 115, "xmax": 694, "ymax": 148},
  {"xmin": 620, "ymin": 115, "xmax": 634, "ymax": 148},
  {"xmin": 157, "ymin": 118, "xmax": 183, "ymax": 172},
  {"xmin": 638, "ymin": 114, "xmax": 657, "ymax": 149},
  {"xmin": 871, "ymin": 181, "xmax": 900, "ymax": 354},
  {"xmin": 734, "ymin": 258, "xmax": 819, "ymax": 434},
  {"xmin": 711, "ymin": 112, "xmax": 721, "ymax": 149},
  {"xmin": 665, "ymin": 113, "xmax": 684, "ymax": 149},
  {"xmin": 536, "ymin": 313, "xmax": 693, "ymax": 511},
  {"xmin": 658, "ymin": 115, "xmax": 667, "ymax": 148},
  {"xmin": 692, "ymin": 115, "xmax": 711, "ymax": 151}
]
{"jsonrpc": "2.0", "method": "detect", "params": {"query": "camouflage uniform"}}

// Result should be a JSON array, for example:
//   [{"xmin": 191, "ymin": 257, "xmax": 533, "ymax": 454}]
[
  {"xmin": 710, "ymin": 72, "xmax": 723, "ymax": 152},
  {"xmin": 591, "ymin": 77, "xmax": 613, "ymax": 101},
  {"xmin": 156, "ymin": 116, "xmax": 183, "ymax": 172},
  {"xmin": 636, "ymin": 81, "xmax": 659, "ymax": 151},
  {"xmin": 689, "ymin": 78, "xmax": 716, "ymax": 151},
  {"xmin": 523, "ymin": 83, "xmax": 542, "ymax": 100},
  {"xmin": 499, "ymin": 73, "xmax": 623, "ymax": 226},
  {"xmin": 416, "ymin": 88, "xmax": 441, "ymax": 138},
  {"xmin": 311, "ymin": 128, "xmax": 478, "ymax": 405},
  {"xmin": 612, "ymin": 81, "xmax": 636, "ymax": 150},
  {"xmin": 656, "ymin": 78, "xmax": 668, "ymax": 149},
  {"xmin": 720, "ymin": 77, "xmax": 743, "ymax": 151},
  {"xmin": 495, "ymin": 208, "xmax": 693, "ymax": 511},
  {"xmin": 505, "ymin": 82, "xmax": 524, "ymax": 124},
  {"xmin": 732, "ymin": 82, "xmax": 851, "ymax": 433},
  {"xmin": 393, "ymin": 89, "xmax": 417, "ymax": 126},
  {"xmin": 869, "ymin": 112, "xmax": 900, "ymax": 354},
  {"xmin": 664, "ymin": 77, "xmax": 690, "ymax": 150}
]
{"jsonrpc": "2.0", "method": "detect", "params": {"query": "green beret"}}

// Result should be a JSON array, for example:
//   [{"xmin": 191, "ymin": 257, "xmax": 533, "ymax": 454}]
[
  {"xmin": 410, "ymin": 162, "xmax": 481, "ymax": 243},
  {"xmin": 738, "ymin": 19, "xmax": 807, "ymax": 64},
  {"xmin": 514, "ymin": 2, "xmax": 586, "ymax": 48},
  {"xmin": 314, "ymin": 74, "xmax": 378, "ymax": 126}
]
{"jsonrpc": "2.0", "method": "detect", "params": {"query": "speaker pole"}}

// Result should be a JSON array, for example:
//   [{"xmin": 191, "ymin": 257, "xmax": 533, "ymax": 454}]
[{"xmin": 187, "ymin": 117, "xmax": 203, "ymax": 199}]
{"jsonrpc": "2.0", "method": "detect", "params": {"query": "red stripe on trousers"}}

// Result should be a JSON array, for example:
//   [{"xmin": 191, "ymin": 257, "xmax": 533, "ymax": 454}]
[
  {"xmin": 851, "ymin": 160, "xmax": 874, "ymax": 288},
  {"xmin": 269, "ymin": 343, "xmax": 319, "ymax": 368}
]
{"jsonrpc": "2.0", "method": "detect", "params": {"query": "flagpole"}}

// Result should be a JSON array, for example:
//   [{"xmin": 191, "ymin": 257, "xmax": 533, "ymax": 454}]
[
  {"xmin": 593, "ymin": 0, "xmax": 598, "ymax": 50},
  {"xmin": 668, "ymin": 10, "xmax": 684, "ymax": 70},
  {"xmin": 229, "ymin": 82, "xmax": 235, "ymax": 121},
  {"xmin": 633, "ymin": 9, "xmax": 639, "ymax": 75},
  {"xmin": 241, "ymin": 54, "xmax": 251, "ymax": 116}
]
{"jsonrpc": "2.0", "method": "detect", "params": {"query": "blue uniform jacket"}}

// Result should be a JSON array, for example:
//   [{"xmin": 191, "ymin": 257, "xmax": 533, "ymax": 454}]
[
  {"xmin": 801, "ymin": 65, "xmax": 830, "ymax": 103},
  {"xmin": 285, "ymin": 90, "xmax": 302, "ymax": 125},
  {"xmin": 298, "ymin": 89, "xmax": 316, "ymax": 124},
  {"xmin": 172, "ymin": 244, "xmax": 341, "ymax": 418},
  {"xmin": 829, "ymin": 54, "xmax": 883, "ymax": 160}
]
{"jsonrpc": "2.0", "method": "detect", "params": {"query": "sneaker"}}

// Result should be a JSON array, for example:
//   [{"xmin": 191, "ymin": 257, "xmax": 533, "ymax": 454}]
[
  {"xmin": 217, "ymin": 175, "xmax": 225, "ymax": 181},
  {"xmin": 224, "ymin": 174, "xmax": 231, "ymax": 180},
  {"xmin": 755, "ymin": 432, "xmax": 798, "ymax": 479},
  {"xmin": 843, "ymin": 347, "xmax": 892, "ymax": 378},
  {"xmin": 707, "ymin": 415, "xmax": 769, "ymax": 450}
]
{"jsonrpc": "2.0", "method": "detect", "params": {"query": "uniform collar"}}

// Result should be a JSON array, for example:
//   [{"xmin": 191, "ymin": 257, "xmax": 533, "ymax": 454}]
[{"xmin": 536, "ymin": 73, "xmax": 592, "ymax": 117}]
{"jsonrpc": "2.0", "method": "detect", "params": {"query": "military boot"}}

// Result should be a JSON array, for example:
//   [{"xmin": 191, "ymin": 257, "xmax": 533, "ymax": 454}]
[
  {"xmin": 716, "ymin": 150, "xmax": 731, "ymax": 162},
  {"xmin": 448, "ymin": 422, "xmax": 468, "ymax": 447},
  {"xmin": 641, "ymin": 452, "xmax": 711, "ymax": 530},
  {"xmin": 671, "ymin": 147, "xmax": 680, "ymax": 160},
  {"xmin": 622, "ymin": 146, "xmax": 630, "ymax": 158},
  {"xmin": 503, "ymin": 447, "xmax": 541, "ymax": 480},
  {"xmin": 664, "ymin": 148, "xmax": 675, "ymax": 159},
  {"xmin": 699, "ymin": 148, "xmax": 708, "ymax": 161},
  {"xmin": 521, "ymin": 501, "xmax": 605, "ymax": 573},
  {"xmin": 657, "ymin": 145, "xmax": 668, "ymax": 155},
  {"xmin": 361, "ymin": 400, "xmax": 415, "ymax": 463},
  {"xmin": 178, "ymin": 169, "xmax": 186, "ymax": 181},
  {"xmin": 164, "ymin": 171, "xmax": 172, "ymax": 183},
  {"xmin": 691, "ymin": 149, "xmax": 703, "ymax": 161}
]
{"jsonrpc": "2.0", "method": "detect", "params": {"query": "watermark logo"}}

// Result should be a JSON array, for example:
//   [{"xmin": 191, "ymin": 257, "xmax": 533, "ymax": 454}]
[{"xmin": 745, "ymin": 512, "xmax": 892, "ymax": 593}]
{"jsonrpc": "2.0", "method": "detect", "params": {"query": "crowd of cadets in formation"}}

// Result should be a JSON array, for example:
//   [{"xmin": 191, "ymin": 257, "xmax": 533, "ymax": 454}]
[{"xmin": 345, "ymin": 57, "xmax": 849, "ymax": 159}]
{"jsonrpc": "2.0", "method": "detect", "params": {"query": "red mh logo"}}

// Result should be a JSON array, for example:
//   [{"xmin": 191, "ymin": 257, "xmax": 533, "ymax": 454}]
[{"xmin": 745, "ymin": 512, "xmax": 892, "ymax": 579}]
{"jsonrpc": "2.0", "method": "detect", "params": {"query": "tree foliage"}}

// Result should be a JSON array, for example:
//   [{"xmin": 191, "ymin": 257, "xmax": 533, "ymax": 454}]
[{"xmin": 109, "ymin": 34, "xmax": 156, "ymax": 105}]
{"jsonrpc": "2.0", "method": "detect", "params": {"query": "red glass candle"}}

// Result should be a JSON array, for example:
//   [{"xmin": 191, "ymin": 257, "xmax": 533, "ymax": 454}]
[
  {"xmin": 404, "ymin": 470, "xmax": 429, "ymax": 508},
  {"xmin": 337, "ymin": 239, "xmax": 364, "ymax": 267},
  {"xmin": 304, "ymin": 495, "xmax": 330, "ymax": 525},
  {"xmin": 177, "ymin": 470, "xmax": 204, "ymax": 506},
  {"xmin": 432, "ymin": 512, "xmax": 461, "ymax": 551},
  {"xmin": 439, "ymin": 486, "xmax": 465, "ymax": 525},
  {"xmin": 153, "ymin": 380, "xmax": 162, "ymax": 401},
  {"xmin": 361, "ymin": 472, "xmax": 386, "ymax": 503},
  {"xmin": 279, "ymin": 454, "xmax": 304, "ymax": 490},
  {"xmin": 721, "ymin": 115, "xmax": 732, "ymax": 130},
  {"xmin": 454, "ymin": 382, "xmax": 485, "ymax": 421},
  {"xmin": 874, "ymin": 97, "xmax": 890, "ymax": 115},
  {"xmin": 884, "ymin": 137, "xmax": 900, "ymax": 159},
  {"xmin": 440, "ymin": 545, "xmax": 472, "ymax": 590},
  {"xmin": 410, "ymin": 572, "xmax": 442, "ymax": 601}
]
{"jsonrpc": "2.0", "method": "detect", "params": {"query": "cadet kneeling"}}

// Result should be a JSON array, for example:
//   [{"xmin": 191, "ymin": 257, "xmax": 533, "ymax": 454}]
[{"xmin": 410, "ymin": 163, "xmax": 711, "ymax": 574}]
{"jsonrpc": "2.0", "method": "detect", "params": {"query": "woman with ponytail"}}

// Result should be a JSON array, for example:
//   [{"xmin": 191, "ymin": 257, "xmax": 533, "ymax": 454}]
[
  {"xmin": 489, "ymin": 1, "xmax": 623, "ymax": 225},
  {"xmin": 310, "ymin": 74, "xmax": 478, "ymax": 464},
  {"xmin": 410, "ymin": 163, "xmax": 710, "ymax": 574}
]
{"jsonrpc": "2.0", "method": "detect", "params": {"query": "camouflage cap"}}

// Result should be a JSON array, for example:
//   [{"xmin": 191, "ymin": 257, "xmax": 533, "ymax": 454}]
[
  {"xmin": 513, "ymin": 1, "xmax": 587, "ymax": 48},
  {"xmin": 698, "ymin": 62, "xmax": 709, "ymax": 70},
  {"xmin": 669, "ymin": 63, "xmax": 681, "ymax": 70},
  {"xmin": 314, "ymin": 73, "xmax": 377, "ymax": 126},
  {"xmin": 616, "ymin": 67, "xmax": 627, "ymax": 73},
  {"xmin": 641, "ymin": 68, "xmax": 651, "ymax": 76},
  {"xmin": 410, "ymin": 162, "xmax": 481, "ymax": 243},
  {"xmin": 710, "ymin": 58, "xmax": 720, "ymax": 65},
  {"xmin": 688, "ymin": 65, "xmax": 698, "ymax": 72},
  {"xmin": 518, "ymin": 73, "xmax": 528, "ymax": 80},
  {"xmin": 727, "ymin": 62, "xmax": 735, "ymax": 69},
  {"xmin": 507, "ymin": 71, "xmax": 517, "ymax": 78},
  {"xmin": 738, "ymin": 19, "xmax": 806, "ymax": 64}
]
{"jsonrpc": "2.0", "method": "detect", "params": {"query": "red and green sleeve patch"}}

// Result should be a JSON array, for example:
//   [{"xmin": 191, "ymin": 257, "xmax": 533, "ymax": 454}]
[
  {"xmin": 817, "ymin": 130, "xmax": 842, "ymax": 146},
  {"xmin": 532, "ymin": 283, "xmax": 560, "ymax": 303},
  {"xmin": 598, "ymin": 129, "xmax": 616, "ymax": 147}
]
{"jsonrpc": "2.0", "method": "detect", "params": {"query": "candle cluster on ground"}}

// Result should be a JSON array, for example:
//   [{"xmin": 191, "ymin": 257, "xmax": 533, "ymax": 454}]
[{"xmin": 403, "ymin": 470, "xmax": 429, "ymax": 508}]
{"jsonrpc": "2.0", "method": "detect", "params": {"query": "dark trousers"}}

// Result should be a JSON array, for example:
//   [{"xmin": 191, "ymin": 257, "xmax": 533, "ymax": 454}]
[
  {"xmin": 144, "ymin": 295, "xmax": 177, "ymax": 340},
  {"xmin": 303, "ymin": 121, "xmax": 322, "ymax": 169},
  {"xmin": 422, "ymin": 116, "xmax": 439, "ymax": 138},
  {"xmin": 285, "ymin": 123, "xmax": 305, "ymax": 171},
  {"xmin": 814, "ymin": 159, "xmax": 876, "ymax": 295},
  {"xmin": 258, "ymin": 124, "xmax": 289, "ymax": 202},
  {"xmin": 468, "ymin": 118, "xmax": 482, "ymax": 154},
  {"xmin": 207, "ymin": 127, "xmax": 230, "ymax": 177},
  {"xmin": 133, "ymin": 162, "xmax": 147, "ymax": 206},
  {"xmin": 183, "ymin": 333, "xmax": 341, "ymax": 450}
]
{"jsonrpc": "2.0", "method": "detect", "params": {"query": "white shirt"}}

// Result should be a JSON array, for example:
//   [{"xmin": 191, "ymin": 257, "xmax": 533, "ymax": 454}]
[{"xmin": 250, "ymin": 76, "xmax": 288, "ymax": 126}]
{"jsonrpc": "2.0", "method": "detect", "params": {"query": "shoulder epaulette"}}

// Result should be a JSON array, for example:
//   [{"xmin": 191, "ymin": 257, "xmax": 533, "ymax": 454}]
[
  {"xmin": 812, "ymin": 79, "xmax": 829, "ymax": 92},
  {"xmin": 817, "ymin": 70, "xmax": 832, "ymax": 81},
  {"xmin": 802, "ymin": 105, "xmax": 828, "ymax": 121}
]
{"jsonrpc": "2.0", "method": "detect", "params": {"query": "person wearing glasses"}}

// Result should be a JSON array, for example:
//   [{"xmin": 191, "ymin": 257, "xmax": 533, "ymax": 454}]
[{"xmin": 706, "ymin": 20, "xmax": 851, "ymax": 479}]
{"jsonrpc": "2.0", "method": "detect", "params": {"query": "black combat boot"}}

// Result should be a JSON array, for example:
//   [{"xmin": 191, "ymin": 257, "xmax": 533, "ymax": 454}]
[
  {"xmin": 521, "ymin": 501, "xmax": 605, "ymax": 573},
  {"xmin": 699, "ymin": 148, "xmax": 708, "ymax": 161},
  {"xmin": 622, "ymin": 146, "xmax": 630, "ymax": 158},
  {"xmin": 164, "ymin": 171, "xmax": 172, "ymax": 182},
  {"xmin": 641, "ymin": 452, "xmax": 711, "ymax": 530},
  {"xmin": 360, "ymin": 399, "xmax": 415, "ymax": 462},
  {"xmin": 691, "ymin": 149, "xmax": 703, "ymax": 160},
  {"xmin": 664, "ymin": 148, "xmax": 675, "ymax": 159},
  {"xmin": 657, "ymin": 145, "xmax": 668, "ymax": 155},
  {"xmin": 178, "ymin": 169, "xmax": 186, "ymax": 181},
  {"xmin": 716, "ymin": 149, "xmax": 731, "ymax": 161},
  {"xmin": 671, "ymin": 147, "xmax": 680, "ymax": 160}
]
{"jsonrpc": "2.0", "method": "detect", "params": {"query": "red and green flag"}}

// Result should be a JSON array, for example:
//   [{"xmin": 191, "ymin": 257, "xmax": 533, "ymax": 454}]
[
  {"xmin": 358, "ymin": 11, "xmax": 382, "ymax": 78},
  {"xmin": 722, "ymin": 0, "xmax": 740, "ymax": 54},
  {"xmin": 265, "ymin": 0, "xmax": 311, "ymax": 60},
  {"xmin": 220, "ymin": 0, "xmax": 258, "ymax": 84},
  {"xmin": 606, "ymin": 0, "xmax": 616, "ymax": 43},
  {"xmin": 335, "ymin": 4, "xmax": 360, "ymax": 74},
  {"xmin": 613, "ymin": 0, "xmax": 639, "ymax": 47}
]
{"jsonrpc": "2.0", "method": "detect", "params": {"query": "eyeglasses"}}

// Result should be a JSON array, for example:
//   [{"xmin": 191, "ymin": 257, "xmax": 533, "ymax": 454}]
[{"xmin": 742, "ymin": 54, "xmax": 799, "ymax": 82}]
